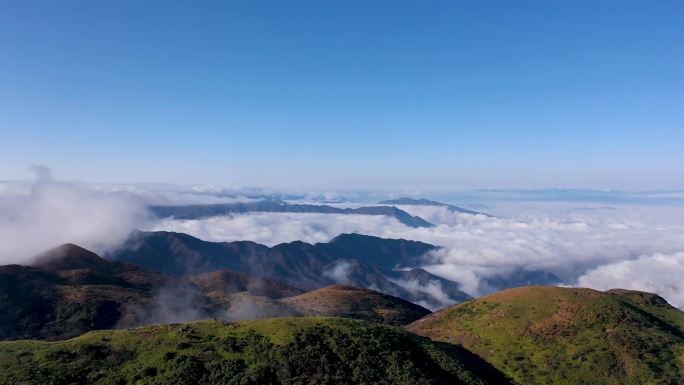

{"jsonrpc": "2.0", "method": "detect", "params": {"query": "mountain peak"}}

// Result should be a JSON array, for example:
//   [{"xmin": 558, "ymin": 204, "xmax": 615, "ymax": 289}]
[
  {"xmin": 327, "ymin": 232, "xmax": 436, "ymax": 252},
  {"xmin": 378, "ymin": 197, "xmax": 484, "ymax": 216},
  {"xmin": 328, "ymin": 232, "xmax": 382, "ymax": 243},
  {"xmin": 33, "ymin": 243, "xmax": 110, "ymax": 271}
]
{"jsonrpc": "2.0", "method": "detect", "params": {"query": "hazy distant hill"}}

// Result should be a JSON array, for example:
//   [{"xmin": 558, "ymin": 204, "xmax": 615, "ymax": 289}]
[
  {"xmin": 378, "ymin": 197, "xmax": 484, "ymax": 216},
  {"xmin": 0, "ymin": 318, "xmax": 513, "ymax": 385},
  {"xmin": 408, "ymin": 286, "xmax": 684, "ymax": 385},
  {"xmin": 109, "ymin": 231, "xmax": 471, "ymax": 309},
  {"xmin": 282, "ymin": 285, "xmax": 430, "ymax": 325},
  {"xmin": 190, "ymin": 270, "xmax": 304, "ymax": 299},
  {"xmin": 149, "ymin": 200, "xmax": 434, "ymax": 228},
  {"xmin": 481, "ymin": 269, "xmax": 562, "ymax": 291}
]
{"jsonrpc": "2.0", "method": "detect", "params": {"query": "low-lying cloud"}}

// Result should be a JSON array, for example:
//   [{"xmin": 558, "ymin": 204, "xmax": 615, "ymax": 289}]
[
  {"xmin": 389, "ymin": 277, "xmax": 458, "ymax": 309},
  {"xmin": 322, "ymin": 260, "xmax": 355, "ymax": 284},
  {"xmin": 147, "ymin": 202, "xmax": 684, "ymax": 309}
]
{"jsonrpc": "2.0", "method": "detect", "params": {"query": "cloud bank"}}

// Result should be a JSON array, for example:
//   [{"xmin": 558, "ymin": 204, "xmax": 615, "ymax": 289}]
[
  {"xmin": 577, "ymin": 252, "xmax": 684, "ymax": 309},
  {"xmin": 3, "ymin": 170, "xmax": 683, "ymax": 311},
  {"xmin": 147, "ymin": 203, "xmax": 684, "ymax": 308}
]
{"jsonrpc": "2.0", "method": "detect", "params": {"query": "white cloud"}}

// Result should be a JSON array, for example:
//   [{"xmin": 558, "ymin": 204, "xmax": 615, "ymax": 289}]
[
  {"xmin": 577, "ymin": 252, "xmax": 684, "ymax": 309},
  {"xmin": 86, "ymin": 183, "xmax": 262, "ymax": 206},
  {"xmin": 322, "ymin": 260, "xmax": 354, "ymax": 284},
  {"xmin": 0, "ymin": 169, "xmax": 148, "ymax": 264},
  {"xmin": 388, "ymin": 277, "xmax": 457, "ymax": 309},
  {"xmin": 147, "ymin": 212, "xmax": 404, "ymax": 246}
]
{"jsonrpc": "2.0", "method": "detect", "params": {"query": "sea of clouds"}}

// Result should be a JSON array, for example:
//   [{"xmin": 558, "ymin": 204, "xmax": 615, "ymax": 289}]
[
  {"xmin": 2, "ymin": 170, "xmax": 684, "ymax": 309},
  {"xmin": 148, "ymin": 202, "xmax": 684, "ymax": 309}
]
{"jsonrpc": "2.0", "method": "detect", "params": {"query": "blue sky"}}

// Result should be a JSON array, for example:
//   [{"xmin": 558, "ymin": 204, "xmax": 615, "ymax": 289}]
[{"xmin": 1, "ymin": 1, "xmax": 683, "ymax": 189}]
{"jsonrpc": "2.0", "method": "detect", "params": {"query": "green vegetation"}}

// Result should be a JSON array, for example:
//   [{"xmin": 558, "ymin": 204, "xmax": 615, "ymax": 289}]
[
  {"xmin": 408, "ymin": 286, "xmax": 684, "ymax": 385},
  {"xmin": 0, "ymin": 317, "xmax": 511, "ymax": 385}
]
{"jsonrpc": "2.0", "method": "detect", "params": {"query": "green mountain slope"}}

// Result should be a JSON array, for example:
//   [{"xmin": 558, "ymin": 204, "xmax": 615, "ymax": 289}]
[
  {"xmin": 0, "ymin": 318, "xmax": 512, "ymax": 385},
  {"xmin": 408, "ymin": 286, "xmax": 684, "ymax": 385}
]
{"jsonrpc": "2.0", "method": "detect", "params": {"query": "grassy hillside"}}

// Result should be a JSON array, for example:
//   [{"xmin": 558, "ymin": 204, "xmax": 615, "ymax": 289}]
[
  {"xmin": 408, "ymin": 286, "xmax": 684, "ymax": 385},
  {"xmin": 282, "ymin": 285, "xmax": 430, "ymax": 325},
  {"xmin": 0, "ymin": 317, "xmax": 512, "ymax": 385}
]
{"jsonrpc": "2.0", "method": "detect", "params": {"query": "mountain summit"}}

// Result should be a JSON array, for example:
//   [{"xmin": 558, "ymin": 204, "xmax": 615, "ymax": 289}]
[{"xmin": 33, "ymin": 243, "xmax": 110, "ymax": 271}]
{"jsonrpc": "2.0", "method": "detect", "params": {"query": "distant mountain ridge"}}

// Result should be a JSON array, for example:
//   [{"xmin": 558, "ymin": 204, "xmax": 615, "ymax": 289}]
[
  {"xmin": 378, "ymin": 197, "xmax": 485, "ymax": 216},
  {"xmin": 109, "ymin": 231, "xmax": 566, "ymax": 309},
  {"xmin": 109, "ymin": 231, "xmax": 470, "ymax": 309},
  {"xmin": 149, "ymin": 200, "xmax": 434, "ymax": 228}
]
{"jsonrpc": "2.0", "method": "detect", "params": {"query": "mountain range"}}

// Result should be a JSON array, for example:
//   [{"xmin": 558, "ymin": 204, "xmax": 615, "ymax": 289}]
[
  {"xmin": 109, "ymin": 230, "xmax": 562, "ymax": 308},
  {"xmin": 108, "ymin": 231, "xmax": 471, "ymax": 309}
]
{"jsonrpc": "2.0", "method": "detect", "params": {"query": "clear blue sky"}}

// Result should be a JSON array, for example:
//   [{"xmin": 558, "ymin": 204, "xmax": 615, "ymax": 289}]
[{"xmin": 1, "ymin": 1, "xmax": 683, "ymax": 189}]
